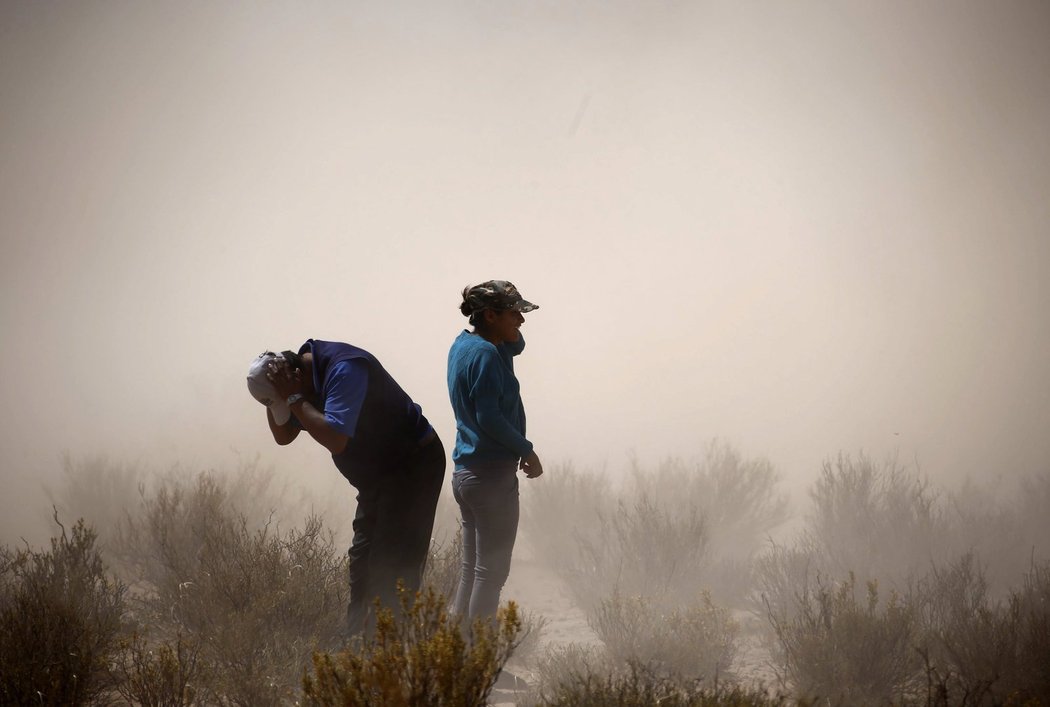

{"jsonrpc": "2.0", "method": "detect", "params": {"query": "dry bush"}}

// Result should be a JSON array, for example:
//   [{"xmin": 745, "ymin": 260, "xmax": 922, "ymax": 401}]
[
  {"xmin": 0, "ymin": 516, "xmax": 126, "ymax": 706},
  {"xmin": 752, "ymin": 540, "xmax": 825, "ymax": 621},
  {"xmin": 524, "ymin": 444, "xmax": 787, "ymax": 611},
  {"xmin": 1007, "ymin": 559, "xmax": 1050, "ymax": 702},
  {"xmin": 533, "ymin": 660, "xmax": 791, "ymax": 707},
  {"xmin": 806, "ymin": 453, "xmax": 948, "ymax": 589},
  {"xmin": 524, "ymin": 643, "xmax": 611, "ymax": 703},
  {"xmin": 764, "ymin": 571, "xmax": 921, "ymax": 705},
  {"xmin": 111, "ymin": 630, "xmax": 207, "ymax": 706},
  {"xmin": 422, "ymin": 529, "xmax": 462, "ymax": 604},
  {"xmin": 302, "ymin": 586, "xmax": 521, "ymax": 706},
  {"xmin": 573, "ymin": 495, "xmax": 709, "ymax": 609},
  {"xmin": 519, "ymin": 462, "xmax": 614, "ymax": 575},
  {"xmin": 629, "ymin": 443, "xmax": 790, "ymax": 562},
  {"xmin": 946, "ymin": 471, "xmax": 1050, "ymax": 599},
  {"xmin": 917, "ymin": 554, "xmax": 1050, "ymax": 705},
  {"xmin": 120, "ymin": 471, "xmax": 348, "ymax": 705},
  {"xmin": 757, "ymin": 454, "xmax": 1050, "ymax": 704},
  {"xmin": 590, "ymin": 591, "xmax": 738, "ymax": 682},
  {"xmin": 510, "ymin": 606, "xmax": 551, "ymax": 665},
  {"xmin": 43, "ymin": 456, "xmax": 143, "ymax": 559}
]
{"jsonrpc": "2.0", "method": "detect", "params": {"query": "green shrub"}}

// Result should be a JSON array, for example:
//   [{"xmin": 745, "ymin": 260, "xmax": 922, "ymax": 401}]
[
  {"xmin": 0, "ymin": 516, "xmax": 126, "ymax": 706},
  {"xmin": 302, "ymin": 585, "xmax": 521, "ymax": 706}
]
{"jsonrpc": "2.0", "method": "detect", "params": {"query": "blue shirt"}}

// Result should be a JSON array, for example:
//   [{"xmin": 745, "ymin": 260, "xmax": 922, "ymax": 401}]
[
  {"xmin": 299, "ymin": 339, "xmax": 432, "ymax": 484},
  {"xmin": 447, "ymin": 330, "xmax": 532, "ymax": 469},
  {"xmin": 319, "ymin": 360, "xmax": 369, "ymax": 437}
]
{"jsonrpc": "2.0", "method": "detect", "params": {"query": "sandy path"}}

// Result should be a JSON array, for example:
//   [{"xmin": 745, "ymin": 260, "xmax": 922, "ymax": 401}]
[{"xmin": 487, "ymin": 539, "xmax": 778, "ymax": 704}]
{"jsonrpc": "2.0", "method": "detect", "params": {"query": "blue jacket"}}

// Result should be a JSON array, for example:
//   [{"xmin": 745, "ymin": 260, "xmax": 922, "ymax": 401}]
[{"xmin": 447, "ymin": 330, "xmax": 532, "ymax": 470}]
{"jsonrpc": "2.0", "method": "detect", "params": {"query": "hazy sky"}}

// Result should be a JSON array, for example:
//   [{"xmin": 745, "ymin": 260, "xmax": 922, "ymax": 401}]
[{"xmin": 2, "ymin": 1, "xmax": 1049, "ymax": 543}]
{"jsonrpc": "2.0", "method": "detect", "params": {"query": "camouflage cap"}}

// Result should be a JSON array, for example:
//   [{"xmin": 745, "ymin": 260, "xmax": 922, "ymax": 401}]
[{"xmin": 463, "ymin": 280, "xmax": 539, "ymax": 314}]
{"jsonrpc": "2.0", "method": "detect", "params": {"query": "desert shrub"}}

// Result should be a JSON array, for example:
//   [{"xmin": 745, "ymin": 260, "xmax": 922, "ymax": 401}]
[
  {"xmin": 572, "ymin": 495, "xmax": 709, "ymax": 610},
  {"xmin": 534, "ymin": 660, "xmax": 791, "ymax": 707},
  {"xmin": 524, "ymin": 444, "xmax": 788, "ymax": 611},
  {"xmin": 764, "ymin": 571, "xmax": 921, "ymax": 704},
  {"xmin": 751, "ymin": 539, "xmax": 826, "ymax": 621},
  {"xmin": 519, "ymin": 462, "xmax": 615, "ymax": 575},
  {"xmin": 111, "ymin": 630, "xmax": 207, "ymax": 706},
  {"xmin": 629, "ymin": 443, "xmax": 790, "ymax": 562},
  {"xmin": 917, "ymin": 555, "xmax": 1050, "ymax": 705},
  {"xmin": 302, "ymin": 585, "xmax": 521, "ymax": 706},
  {"xmin": 915, "ymin": 553, "xmax": 1012, "ymax": 703},
  {"xmin": 120, "ymin": 471, "xmax": 347, "ymax": 705},
  {"xmin": 0, "ymin": 516, "xmax": 126, "ymax": 706},
  {"xmin": 1007, "ymin": 559, "xmax": 1050, "ymax": 702},
  {"xmin": 590, "ymin": 591, "xmax": 738, "ymax": 681},
  {"xmin": 806, "ymin": 453, "xmax": 949, "ymax": 589},
  {"xmin": 526, "ymin": 642, "xmax": 611, "ymax": 700},
  {"xmin": 945, "ymin": 471, "xmax": 1050, "ymax": 601},
  {"xmin": 422, "ymin": 529, "xmax": 462, "ymax": 604},
  {"xmin": 44, "ymin": 455, "xmax": 143, "ymax": 559},
  {"xmin": 511, "ymin": 606, "xmax": 551, "ymax": 665}
]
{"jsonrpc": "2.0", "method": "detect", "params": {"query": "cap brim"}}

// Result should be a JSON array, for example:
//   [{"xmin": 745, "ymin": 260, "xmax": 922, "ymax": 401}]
[{"xmin": 513, "ymin": 300, "xmax": 539, "ymax": 313}]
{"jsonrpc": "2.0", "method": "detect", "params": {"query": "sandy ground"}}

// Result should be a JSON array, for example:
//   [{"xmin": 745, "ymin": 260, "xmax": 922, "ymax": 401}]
[{"xmin": 487, "ymin": 537, "xmax": 779, "ymax": 705}]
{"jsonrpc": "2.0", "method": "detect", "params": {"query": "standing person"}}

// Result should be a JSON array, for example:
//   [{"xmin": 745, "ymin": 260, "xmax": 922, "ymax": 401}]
[
  {"xmin": 447, "ymin": 280, "xmax": 543, "ymax": 622},
  {"xmin": 247, "ymin": 339, "xmax": 445, "ymax": 636}
]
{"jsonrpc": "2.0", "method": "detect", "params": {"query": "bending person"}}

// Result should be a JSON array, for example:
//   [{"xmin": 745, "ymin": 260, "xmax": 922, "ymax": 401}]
[
  {"xmin": 447, "ymin": 280, "xmax": 543, "ymax": 622},
  {"xmin": 247, "ymin": 339, "xmax": 445, "ymax": 636}
]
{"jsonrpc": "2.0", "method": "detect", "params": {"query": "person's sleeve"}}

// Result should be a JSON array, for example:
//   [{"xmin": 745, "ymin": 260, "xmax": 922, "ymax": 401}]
[
  {"xmin": 323, "ymin": 360, "xmax": 369, "ymax": 438},
  {"xmin": 470, "ymin": 351, "xmax": 533, "ymax": 458}
]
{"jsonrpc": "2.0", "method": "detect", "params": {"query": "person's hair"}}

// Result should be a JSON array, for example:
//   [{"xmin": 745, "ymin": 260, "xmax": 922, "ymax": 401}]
[
  {"xmin": 459, "ymin": 285, "xmax": 476, "ymax": 320},
  {"xmin": 281, "ymin": 350, "xmax": 305, "ymax": 372},
  {"xmin": 460, "ymin": 285, "xmax": 503, "ymax": 327}
]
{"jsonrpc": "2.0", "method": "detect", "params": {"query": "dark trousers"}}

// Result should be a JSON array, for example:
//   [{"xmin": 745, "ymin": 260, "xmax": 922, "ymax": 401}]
[{"xmin": 346, "ymin": 436, "xmax": 446, "ymax": 636}]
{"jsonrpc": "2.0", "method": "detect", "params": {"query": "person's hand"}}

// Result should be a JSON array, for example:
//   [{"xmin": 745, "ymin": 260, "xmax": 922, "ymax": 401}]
[
  {"xmin": 267, "ymin": 358, "xmax": 304, "ymax": 399},
  {"xmin": 520, "ymin": 450, "xmax": 543, "ymax": 479}
]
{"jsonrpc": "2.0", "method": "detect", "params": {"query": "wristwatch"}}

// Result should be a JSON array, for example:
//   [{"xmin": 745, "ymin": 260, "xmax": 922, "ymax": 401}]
[{"xmin": 286, "ymin": 393, "xmax": 305, "ymax": 407}]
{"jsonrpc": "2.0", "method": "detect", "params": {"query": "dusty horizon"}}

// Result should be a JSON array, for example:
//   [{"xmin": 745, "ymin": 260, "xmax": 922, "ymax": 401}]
[{"xmin": 3, "ymin": 1, "xmax": 1049, "ymax": 545}]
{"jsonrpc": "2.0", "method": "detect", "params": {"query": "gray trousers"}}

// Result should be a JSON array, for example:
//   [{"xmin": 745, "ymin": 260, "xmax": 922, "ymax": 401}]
[{"xmin": 451, "ymin": 463, "xmax": 520, "ymax": 621}]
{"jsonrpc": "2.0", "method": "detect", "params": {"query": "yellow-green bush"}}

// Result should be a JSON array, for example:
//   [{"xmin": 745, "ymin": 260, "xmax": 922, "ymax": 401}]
[{"xmin": 303, "ymin": 585, "xmax": 521, "ymax": 706}]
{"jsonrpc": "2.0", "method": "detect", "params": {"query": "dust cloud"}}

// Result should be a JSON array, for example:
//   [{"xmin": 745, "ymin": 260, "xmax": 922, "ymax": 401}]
[{"xmin": 2, "ymin": 1, "xmax": 1049, "ymax": 546}]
